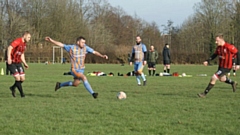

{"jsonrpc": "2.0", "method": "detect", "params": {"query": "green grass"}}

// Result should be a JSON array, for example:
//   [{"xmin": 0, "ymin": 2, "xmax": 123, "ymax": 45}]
[{"xmin": 0, "ymin": 63, "xmax": 240, "ymax": 135}]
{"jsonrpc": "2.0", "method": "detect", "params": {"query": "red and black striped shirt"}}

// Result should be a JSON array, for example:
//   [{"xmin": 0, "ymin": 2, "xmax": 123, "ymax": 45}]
[
  {"xmin": 215, "ymin": 42, "xmax": 238, "ymax": 69},
  {"xmin": 10, "ymin": 38, "xmax": 26, "ymax": 63}
]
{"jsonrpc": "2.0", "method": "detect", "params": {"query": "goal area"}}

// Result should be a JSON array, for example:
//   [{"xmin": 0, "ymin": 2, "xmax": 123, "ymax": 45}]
[{"xmin": 52, "ymin": 46, "xmax": 63, "ymax": 64}]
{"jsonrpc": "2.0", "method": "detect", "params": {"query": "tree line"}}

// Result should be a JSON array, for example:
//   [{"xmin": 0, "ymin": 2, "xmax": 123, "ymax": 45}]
[{"xmin": 0, "ymin": 0, "xmax": 239, "ymax": 64}]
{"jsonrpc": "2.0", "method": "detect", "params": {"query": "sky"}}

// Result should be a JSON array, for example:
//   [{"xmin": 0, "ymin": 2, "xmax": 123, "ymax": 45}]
[{"xmin": 108, "ymin": 0, "xmax": 202, "ymax": 30}]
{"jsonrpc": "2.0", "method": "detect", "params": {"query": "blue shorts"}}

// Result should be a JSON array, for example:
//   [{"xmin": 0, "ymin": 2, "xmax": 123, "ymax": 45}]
[
  {"xmin": 134, "ymin": 62, "xmax": 144, "ymax": 72},
  {"xmin": 71, "ymin": 69, "xmax": 85, "ymax": 79}
]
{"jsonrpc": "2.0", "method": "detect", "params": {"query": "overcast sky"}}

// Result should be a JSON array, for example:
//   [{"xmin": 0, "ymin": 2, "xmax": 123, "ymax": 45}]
[{"xmin": 108, "ymin": 0, "xmax": 202, "ymax": 30}]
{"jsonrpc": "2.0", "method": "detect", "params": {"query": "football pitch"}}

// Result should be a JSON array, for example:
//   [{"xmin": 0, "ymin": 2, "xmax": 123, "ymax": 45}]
[{"xmin": 0, "ymin": 63, "xmax": 240, "ymax": 135}]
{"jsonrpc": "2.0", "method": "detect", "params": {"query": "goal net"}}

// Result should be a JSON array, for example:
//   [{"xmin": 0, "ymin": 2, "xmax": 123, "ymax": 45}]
[{"xmin": 52, "ymin": 46, "xmax": 63, "ymax": 64}]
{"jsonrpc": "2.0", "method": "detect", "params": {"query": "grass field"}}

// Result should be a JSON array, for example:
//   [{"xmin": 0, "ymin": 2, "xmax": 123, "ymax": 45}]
[{"xmin": 0, "ymin": 63, "xmax": 240, "ymax": 135}]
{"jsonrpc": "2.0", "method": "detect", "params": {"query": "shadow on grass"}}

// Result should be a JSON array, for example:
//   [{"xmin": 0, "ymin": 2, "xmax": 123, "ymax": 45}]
[{"xmin": 25, "ymin": 93, "xmax": 57, "ymax": 98}]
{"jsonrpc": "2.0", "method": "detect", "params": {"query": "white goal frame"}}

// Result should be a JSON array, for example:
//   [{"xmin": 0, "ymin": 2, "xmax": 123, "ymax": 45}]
[{"xmin": 52, "ymin": 46, "xmax": 63, "ymax": 64}]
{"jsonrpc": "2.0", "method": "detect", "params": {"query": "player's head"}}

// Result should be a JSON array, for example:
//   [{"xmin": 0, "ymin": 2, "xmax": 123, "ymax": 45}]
[
  {"xmin": 23, "ymin": 31, "xmax": 31, "ymax": 43},
  {"xmin": 150, "ymin": 45, "xmax": 154, "ymax": 50},
  {"xmin": 136, "ymin": 35, "xmax": 141, "ymax": 45},
  {"xmin": 215, "ymin": 33, "xmax": 225, "ymax": 46},
  {"xmin": 165, "ymin": 43, "xmax": 169, "ymax": 48},
  {"xmin": 76, "ymin": 36, "xmax": 86, "ymax": 48}
]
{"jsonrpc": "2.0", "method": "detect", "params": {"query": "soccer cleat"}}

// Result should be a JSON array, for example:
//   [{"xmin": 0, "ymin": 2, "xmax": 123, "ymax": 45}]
[
  {"xmin": 92, "ymin": 93, "xmax": 98, "ymax": 99},
  {"xmin": 231, "ymin": 81, "xmax": 238, "ymax": 92},
  {"xmin": 21, "ymin": 94, "xmax": 25, "ymax": 98},
  {"xmin": 55, "ymin": 82, "xmax": 61, "ymax": 91},
  {"xmin": 9, "ymin": 86, "xmax": 16, "ymax": 97},
  {"xmin": 143, "ymin": 80, "xmax": 147, "ymax": 86},
  {"xmin": 197, "ymin": 93, "xmax": 206, "ymax": 98}
]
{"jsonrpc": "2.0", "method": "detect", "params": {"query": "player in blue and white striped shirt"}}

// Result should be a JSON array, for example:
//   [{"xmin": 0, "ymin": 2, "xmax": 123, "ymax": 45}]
[{"xmin": 45, "ymin": 36, "xmax": 108, "ymax": 99}]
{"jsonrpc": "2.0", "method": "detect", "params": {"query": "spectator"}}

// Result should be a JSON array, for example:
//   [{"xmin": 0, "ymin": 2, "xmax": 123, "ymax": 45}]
[
  {"xmin": 147, "ymin": 45, "xmax": 158, "ymax": 76},
  {"xmin": 162, "ymin": 43, "xmax": 171, "ymax": 73}
]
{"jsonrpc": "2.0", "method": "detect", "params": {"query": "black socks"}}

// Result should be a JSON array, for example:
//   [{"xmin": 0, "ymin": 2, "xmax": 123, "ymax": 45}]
[{"xmin": 204, "ymin": 83, "xmax": 214, "ymax": 94}]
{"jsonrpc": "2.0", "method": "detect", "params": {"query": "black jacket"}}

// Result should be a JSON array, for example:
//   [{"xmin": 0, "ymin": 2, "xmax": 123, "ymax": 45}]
[{"xmin": 162, "ymin": 46, "xmax": 170, "ymax": 61}]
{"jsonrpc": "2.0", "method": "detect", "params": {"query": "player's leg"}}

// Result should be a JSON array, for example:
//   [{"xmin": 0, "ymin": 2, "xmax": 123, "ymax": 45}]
[
  {"xmin": 219, "ymin": 68, "xmax": 237, "ymax": 92},
  {"xmin": 148, "ymin": 63, "xmax": 152, "ymax": 76},
  {"xmin": 137, "ymin": 62, "xmax": 146, "ymax": 86},
  {"xmin": 55, "ymin": 70, "xmax": 83, "ymax": 91},
  {"xmin": 233, "ymin": 69, "xmax": 236, "ymax": 76},
  {"xmin": 163, "ymin": 60, "xmax": 167, "ymax": 73},
  {"xmin": 55, "ymin": 81, "xmax": 74, "ymax": 91},
  {"xmin": 232, "ymin": 63, "xmax": 236, "ymax": 76},
  {"xmin": 198, "ymin": 70, "xmax": 220, "ymax": 98},
  {"xmin": 18, "ymin": 75, "xmax": 25, "ymax": 97},
  {"xmin": 5, "ymin": 62, "xmax": 10, "ymax": 75},
  {"xmin": 167, "ymin": 64, "xmax": 171, "ymax": 73},
  {"xmin": 73, "ymin": 69, "xmax": 98, "ymax": 98},
  {"xmin": 134, "ymin": 63, "xmax": 141, "ymax": 85},
  {"xmin": 152, "ymin": 63, "xmax": 156, "ymax": 76},
  {"xmin": 7, "ymin": 64, "xmax": 17, "ymax": 97},
  {"xmin": 16, "ymin": 63, "xmax": 26, "ymax": 97},
  {"xmin": 8, "ymin": 63, "xmax": 25, "ymax": 97},
  {"xmin": 163, "ymin": 65, "xmax": 167, "ymax": 73}
]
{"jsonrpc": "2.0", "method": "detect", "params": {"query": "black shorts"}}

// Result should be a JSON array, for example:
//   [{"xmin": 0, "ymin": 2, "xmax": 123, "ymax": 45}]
[
  {"xmin": 7, "ymin": 63, "xmax": 25, "ymax": 76},
  {"xmin": 215, "ymin": 67, "xmax": 231, "ymax": 78},
  {"xmin": 163, "ymin": 60, "xmax": 170, "ymax": 65},
  {"xmin": 148, "ymin": 62, "xmax": 156, "ymax": 68}
]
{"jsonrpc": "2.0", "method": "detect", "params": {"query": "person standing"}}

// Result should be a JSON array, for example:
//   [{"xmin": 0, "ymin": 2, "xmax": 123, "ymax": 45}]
[
  {"xmin": 147, "ymin": 45, "xmax": 158, "ymax": 76},
  {"xmin": 198, "ymin": 34, "xmax": 240, "ymax": 98},
  {"xmin": 4, "ymin": 48, "xmax": 11, "ymax": 75},
  {"xmin": 228, "ymin": 55, "xmax": 237, "ymax": 77},
  {"xmin": 130, "ymin": 35, "xmax": 147, "ymax": 86},
  {"xmin": 45, "ymin": 36, "xmax": 108, "ymax": 99},
  {"xmin": 162, "ymin": 43, "xmax": 171, "ymax": 73},
  {"xmin": 8, "ymin": 31, "xmax": 31, "ymax": 97}
]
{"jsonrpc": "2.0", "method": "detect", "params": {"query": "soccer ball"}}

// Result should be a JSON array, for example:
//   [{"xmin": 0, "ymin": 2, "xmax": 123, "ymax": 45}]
[
  {"xmin": 159, "ymin": 73, "xmax": 163, "ymax": 76},
  {"xmin": 117, "ymin": 91, "xmax": 127, "ymax": 99}
]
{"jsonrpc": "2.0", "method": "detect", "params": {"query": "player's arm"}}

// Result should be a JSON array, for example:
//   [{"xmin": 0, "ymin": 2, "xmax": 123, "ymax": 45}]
[
  {"xmin": 146, "ymin": 51, "xmax": 149, "ymax": 62},
  {"xmin": 130, "ymin": 53, "xmax": 135, "ymax": 62},
  {"xmin": 143, "ymin": 51, "xmax": 147, "ymax": 65},
  {"xmin": 21, "ymin": 53, "xmax": 28, "ymax": 69},
  {"xmin": 92, "ymin": 51, "xmax": 108, "ymax": 59},
  {"xmin": 7, "ymin": 45, "xmax": 13, "ymax": 64},
  {"xmin": 234, "ymin": 51, "xmax": 240, "ymax": 70},
  {"xmin": 45, "ymin": 37, "xmax": 64, "ymax": 47},
  {"xmin": 155, "ymin": 51, "xmax": 159, "ymax": 60},
  {"xmin": 168, "ymin": 50, "xmax": 170, "ymax": 60},
  {"xmin": 204, "ymin": 53, "xmax": 217, "ymax": 66},
  {"xmin": 142, "ymin": 45, "xmax": 147, "ymax": 65},
  {"xmin": 129, "ymin": 52, "xmax": 135, "ymax": 66},
  {"xmin": 144, "ymin": 52, "xmax": 147, "ymax": 61}
]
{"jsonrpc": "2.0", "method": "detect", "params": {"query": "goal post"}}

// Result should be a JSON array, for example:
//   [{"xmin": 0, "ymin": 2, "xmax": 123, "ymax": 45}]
[{"xmin": 52, "ymin": 46, "xmax": 63, "ymax": 64}]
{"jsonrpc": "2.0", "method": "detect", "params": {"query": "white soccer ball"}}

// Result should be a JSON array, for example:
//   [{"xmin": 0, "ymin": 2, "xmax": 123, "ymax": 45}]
[
  {"xmin": 117, "ymin": 91, "xmax": 127, "ymax": 99},
  {"xmin": 159, "ymin": 73, "xmax": 163, "ymax": 76}
]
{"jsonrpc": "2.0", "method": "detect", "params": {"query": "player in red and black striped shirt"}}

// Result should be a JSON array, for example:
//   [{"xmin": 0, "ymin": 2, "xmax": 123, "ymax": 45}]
[
  {"xmin": 198, "ymin": 33, "xmax": 240, "ymax": 98},
  {"xmin": 7, "ymin": 31, "xmax": 31, "ymax": 97}
]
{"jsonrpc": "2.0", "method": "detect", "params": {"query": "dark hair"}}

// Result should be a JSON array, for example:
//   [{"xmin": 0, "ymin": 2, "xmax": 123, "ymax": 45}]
[
  {"xmin": 136, "ymin": 35, "xmax": 141, "ymax": 38},
  {"xmin": 165, "ymin": 43, "xmax": 169, "ymax": 46},
  {"xmin": 76, "ymin": 36, "xmax": 85, "ymax": 42}
]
